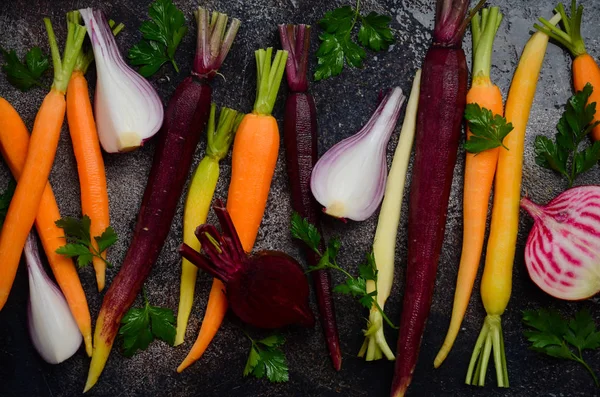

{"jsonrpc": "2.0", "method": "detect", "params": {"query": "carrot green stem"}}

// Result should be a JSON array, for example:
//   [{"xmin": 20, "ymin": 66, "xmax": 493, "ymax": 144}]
[
  {"xmin": 44, "ymin": 17, "xmax": 86, "ymax": 93},
  {"xmin": 206, "ymin": 103, "xmax": 243, "ymax": 160},
  {"xmin": 466, "ymin": 315, "xmax": 509, "ymax": 388},
  {"xmin": 471, "ymin": 7, "xmax": 503, "ymax": 80},
  {"xmin": 68, "ymin": 11, "xmax": 124, "ymax": 75},
  {"xmin": 253, "ymin": 47, "xmax": 289, "ymax": 116},
  {"xmin": 534, "ymin": 0, "xmax": 586, "ymax": 57}
]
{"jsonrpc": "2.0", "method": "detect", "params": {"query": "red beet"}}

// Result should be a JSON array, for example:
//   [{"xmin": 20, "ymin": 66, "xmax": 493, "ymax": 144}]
[
  {"xmin": 390, "ymin": 1, "xmax": 482, "ymax": 396},
  {"xmin": 180, "ymin": 201, "xmax": 315, "ymax": 329},
  {"xmin": 279, "ymin": 23, "xmax": 342, "ymax": 370}
]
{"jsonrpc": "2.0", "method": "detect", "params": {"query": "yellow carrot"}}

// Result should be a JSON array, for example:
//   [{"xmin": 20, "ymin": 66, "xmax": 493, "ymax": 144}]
[
  {"xmin": 466, "ymin": 12, "xmax": 561, "ymax": 388},
  {"xmin": 175, "ymin": 104, "xmax": 242, "ymax": 346}
]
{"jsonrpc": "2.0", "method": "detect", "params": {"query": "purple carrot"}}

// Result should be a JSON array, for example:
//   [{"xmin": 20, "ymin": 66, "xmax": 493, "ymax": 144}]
[
  {"xmin": 84, "ymin": 8, "xmax": 240, "ymax": 391},
  {"xmin": 390, "ymin": 0, "xmax": 485, "ymax": 396},
  {"xmin": 279, "ymin": 23, "xmax": 342, "ymax": 371}
]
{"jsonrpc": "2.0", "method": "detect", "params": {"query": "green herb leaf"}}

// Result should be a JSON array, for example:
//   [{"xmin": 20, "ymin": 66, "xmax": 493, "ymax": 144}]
[
  {"xmin": 534, "ymin": 83, "xmax": 600, "ymax": 186},
  {"xmin": 0, "ymin": 47, "xmax": 49, "ymax": 91},
  {"xmin": 244, "ymin": 346, "xmax": 261, "ymax": 376},
  {"xmin": 128, "ymin": 0, "xmax": 187, "ymax": 77},
  {"xmin": 358, "ymin": 252, "xmax": 377, "ymax": 282},
  {"xmin": 463, "ymin": 104, "xmax": 513, "ymax": 153},
  {"xmin": 119, "ymin": 296, "xmax": 176, "ymax": 357},
  {"xmin": 243, "ymin": 334, "xmax": 289, "ymax": 383},
  {"xmin": 534, "ymin": 136, "xmax": 569, "ymax": 177},
  {"xmin": 290, "ymin": 212, "xmax": 322, "ymax": 253},
  {"xmin": 0, "ymin": 180, "xmax": 16, "ymax": 228},
  {"xmin": 95, "ymin": 226, "xmax": 118, "ymax": 254},
  {"xmin": 574, "ymin": 141, "xmax": 600, "ymax": 175},
  {"xmin": 358, "ymin": 12, "xmax": 394, "ymax": 51},
  {"xmin": 315, "ymin": 4, "xmax": 393, "ymax": 80},
  {"xmin": 319, "ymin": 6, "xmax": 355, "ymax": 34},
  {"xmin": 334, "ymin": 277, "xmax": 367, "ymax": 298},
  {"xmin": 128, "ymin": 40, "xmax": 170, "ymax": 77},
  {"xmin": 147, "ymin": 305, "xmax": 176, "ymax": 345},
  {"xmin": 523, "ymin": 308, "xmax": 600, "ymax": 386},
  {"xmin": 120, "ymin": 306, "xmax": 154, "ymax": 357},
  {"xmin": 55, "ymin": 215, "xmax": 117, "ymax": 269}
]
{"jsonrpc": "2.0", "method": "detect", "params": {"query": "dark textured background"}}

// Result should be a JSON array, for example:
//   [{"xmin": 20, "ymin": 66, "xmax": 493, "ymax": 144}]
[{"xmin": 0, "ymin": 0, "xmax": 599, "ymax": 396}]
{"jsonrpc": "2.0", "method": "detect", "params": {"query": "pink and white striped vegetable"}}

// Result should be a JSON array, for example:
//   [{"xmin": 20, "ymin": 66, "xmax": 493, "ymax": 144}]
[{"xmin": 521, "ymin": 185, "xmax": 600, "ymax": 300}]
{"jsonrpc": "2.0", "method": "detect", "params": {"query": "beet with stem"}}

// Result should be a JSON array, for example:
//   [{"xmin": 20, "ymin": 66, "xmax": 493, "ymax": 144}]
[{"xmin": 180, "ymin": 201, "xmax": 315, "ymax": 329}]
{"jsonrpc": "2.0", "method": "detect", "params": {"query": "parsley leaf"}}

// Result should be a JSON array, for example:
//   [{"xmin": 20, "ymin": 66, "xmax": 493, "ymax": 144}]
[
  {"xmin": 534, "ymin": 83, "xmax": 600, "ymax": 187},
  {"xmin": 55, "ymin": 215, "xmax": 117, "ymax": 269},
  {"xmin": 463, "ymin": 104, "xmax": 513, "ymax": 153},
  {"xmin": 119, "ymin": 289, "xmax": 176, "ymax": 357},
  {"xmin": 290, "ymin": 213, "xmax": 396, "ymax": 329},
  {"xmin": 290, "ymin": 211, "xmax": 322, "ymax": 253},
  {"xmin": 315, "ymin": 3, "xmax": 394, "ymax": 81},
  {"xmin": 0, "ymin": 180, "xmax": 16, "ymax": 228},
  {"xmin": 243, "ymin": 334, "xmax": 288, "ymax": 383},
  {"xmin": 0, "ymin": 47, "xmax": 50, "ymax": 91},
  {"xmin": 358, "ymin": 12, "xmax": 395, "ymax": 51},
  {"xmin": 128, "ymin": 0, "xmax": 188, "ymax": 77},
  {"xmin": 523, "ymin": 308, "xmax": 600, "ymax": 386}
]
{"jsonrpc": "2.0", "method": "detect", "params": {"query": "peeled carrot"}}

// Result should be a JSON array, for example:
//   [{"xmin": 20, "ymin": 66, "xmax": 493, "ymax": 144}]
[
  {"xmin": 0, "ymin": 18, "xmax": 86, "ymax": 310},
  {"xmin": 535, "ymin": 0, "xmax": 600, "ymax": 140},
  {"xmin": 177, "ymin": 47, "xmax": 288, "ymax": 372},
  {"xmin": 0, "ymin": 98, "xmax": 92, "ymax": 356},
  {"xmin": 65, "ymin": 12, "xmax": 121, "ymax": 292},
  {"xmin": 466, "ymin": 12, "xmax": 561, "ymax": 388},
  {"xmin": 434, "ymin": 7, "xmax": 504, "ymax": 368}
]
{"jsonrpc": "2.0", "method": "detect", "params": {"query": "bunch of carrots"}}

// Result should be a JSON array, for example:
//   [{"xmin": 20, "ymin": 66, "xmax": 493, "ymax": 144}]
[{"xmin": 2, "ymin": 0, "xmax": 600, "ymax": 395}]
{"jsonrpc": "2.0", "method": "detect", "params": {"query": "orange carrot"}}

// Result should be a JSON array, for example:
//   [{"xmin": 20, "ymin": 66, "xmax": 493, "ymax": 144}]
[
  {"xmin": 434, "ymin": 7, "xmax": 505, "ymax": 368},
  {"xmin": 0, "ymin": 97, "xmax": 93, "ymax": 356},
  {"xmin": 536, "ymin": 0, "xmax": 600, "ymax": 140},
  {"xmin": 176, "ymin": 279, "xmax": 227, "ymax": 372},
  {"xmin": 227, "ymin": 113, "xmax": 280, "ymax": 250},
  {"xmin": 177, "ymin": 47, "xmax": 287, "ymax": 371},
  {"xmin": 67, "ymin": 37, "xmax": 110, "ymax": 291},
  {"xmin": 0, "ymin": 18, "xmax": 86, "ymax": 309}
]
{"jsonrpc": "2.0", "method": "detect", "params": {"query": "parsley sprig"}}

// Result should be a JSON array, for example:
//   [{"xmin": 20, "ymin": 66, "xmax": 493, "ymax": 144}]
[
  {"xmin": 55, "ymin": 215, "xmax": 117, "ymax": 268},
  {"xmin": 523, "ymin": 308, "xmax": 600, "ymax": 386},
  {"xmin": 0, "ymin": 47, "xmax": 50, "ymax": 91},
  {"xmin": 464, "ymin": 103, "xmax": 513, "ymax": 153},
  {"xmin": 534, "ymin": 83, "xmax": 600, "ymax": 187},
  {"xmin": 290, "ymin": 213, "xmax": 397, "ymax": 329},
  {"xmin": 119, "ymin": 288, "xmax": 176, "ymax": 357},
  {"xmin": 128, "ymin": 0, "xmax": 188, "ymax": 77},
  {"xmin": 0, "ymin": 180, "xmax": 15, "ymax": 228},
  {"xmin": 243, "ymin": 333, "xmax": 289, "ymax": 383},
  {"xmin": 315, "ymin": 0, "xmax": 395, "ymax": 80}
]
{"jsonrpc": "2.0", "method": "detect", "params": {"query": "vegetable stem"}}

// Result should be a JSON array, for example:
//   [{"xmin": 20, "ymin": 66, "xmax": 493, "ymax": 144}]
[
  {"xmin": 534, "ymin": 0, "xmax": 586, "ymax": 57},
  {"xmin": 466, "ymin": 315, "xmax": 508, "ymax": 387},
  {"xmin": 253, "ymin": 48, "xmax": 289, "ymax": 116},
  {"xmin": 574, "ymin": 355, "xmax": 600, "ymax": 387},
  {"xmin": 471, "ymin": 7, "xmax": 502, "ymax": 79},
  {"xmin": 44, "ymin": 18, "xmax": 86, "ymax": 93}
]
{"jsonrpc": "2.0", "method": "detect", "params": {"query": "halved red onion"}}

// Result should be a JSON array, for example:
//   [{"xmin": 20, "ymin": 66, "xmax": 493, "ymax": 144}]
[
  {"xmin": 310, "ymin": 87, "xmax": 405, "ymax": 221},
  {"xmin": 79, "ymin": 8, "xmax": 164, "ymax": 153}
]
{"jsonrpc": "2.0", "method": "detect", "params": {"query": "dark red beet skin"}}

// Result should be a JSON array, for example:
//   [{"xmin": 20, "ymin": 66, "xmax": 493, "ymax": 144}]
[
  {"xmin": 390, "ymin": 43, "xmax": 468, "ymax": 397},
  {"xmin": 99, "ymin": 77, "xmax": 212, "ymax": 342},
  {"xmin": 179, "ymin": 202, "xmax": 315, "ymax": 329},
  {"xmin": 279, "ymin": 23, "xmax": 343, "ymax": 371}
]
